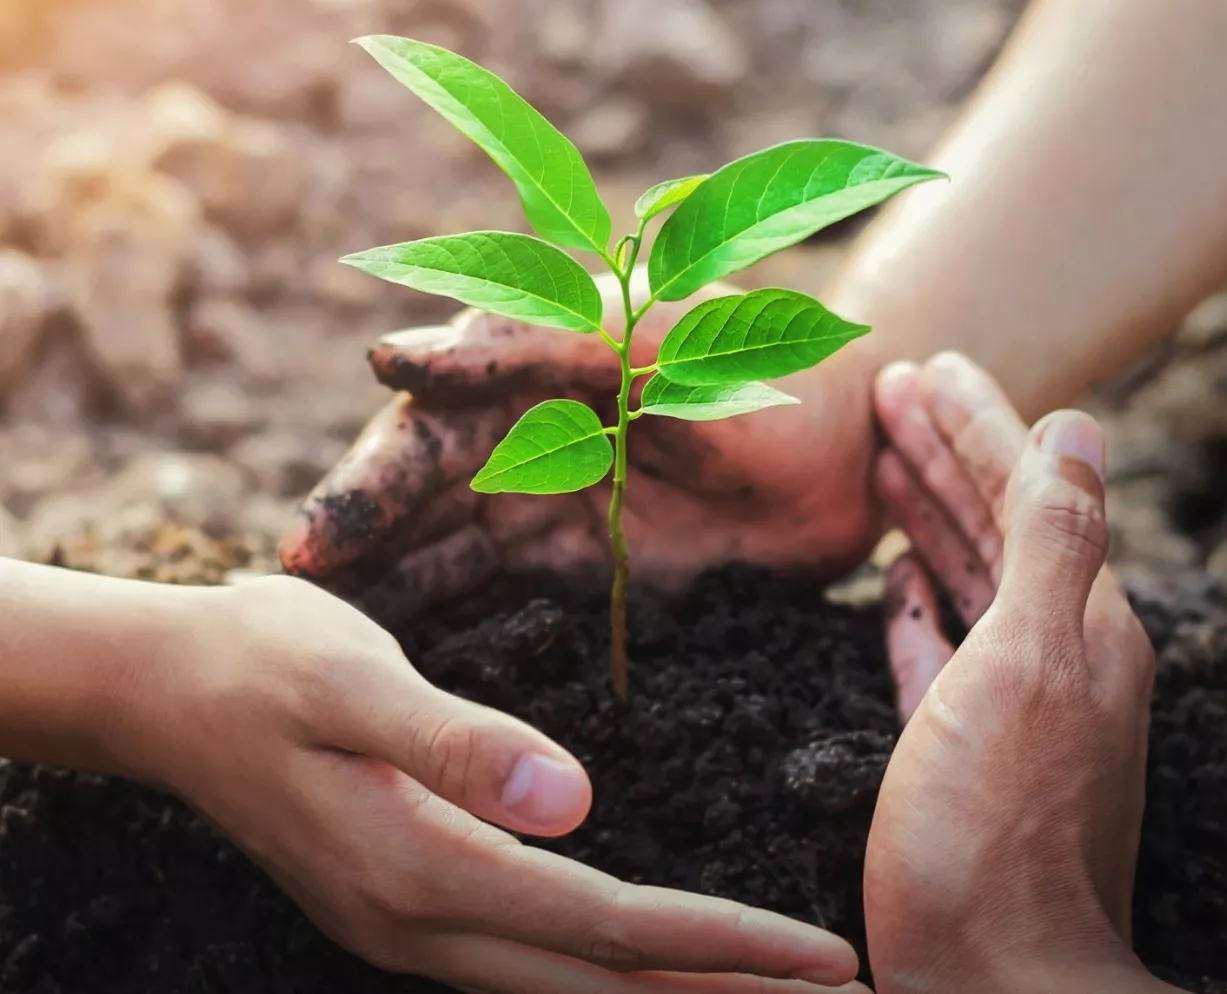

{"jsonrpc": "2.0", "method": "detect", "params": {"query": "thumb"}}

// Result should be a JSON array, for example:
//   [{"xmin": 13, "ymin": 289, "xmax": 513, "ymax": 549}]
[
  {"xmin": 343, "ymin": 670, "xmax": 592, "ymax": 838},
  {"xmin": 996, "ymin": 409, "xmax": 1109, "ymax": 638}
]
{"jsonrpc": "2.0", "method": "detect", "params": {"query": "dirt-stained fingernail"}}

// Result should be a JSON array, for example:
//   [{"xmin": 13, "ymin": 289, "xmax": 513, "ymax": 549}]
[
  {"xmin": 380, "ymin": 325, "xmax": 464, "ymax": 353},
  {"xmin": 500, "ymin": 753, "xmax": 589, "ymax": 831},
  {"xmin": 1037, "ymin": 410, "xmax": 1105, "ymax": 482}
]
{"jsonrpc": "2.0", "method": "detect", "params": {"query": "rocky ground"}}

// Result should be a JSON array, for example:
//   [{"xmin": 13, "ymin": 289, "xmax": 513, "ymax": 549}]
[{"xmin": 1, "ymin": 0, "xmax": 1223, "ymax": 595}]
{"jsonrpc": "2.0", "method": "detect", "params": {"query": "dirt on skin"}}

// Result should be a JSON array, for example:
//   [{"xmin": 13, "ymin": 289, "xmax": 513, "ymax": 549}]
[{"xmin": 0, "ymin": 564, "xmax": 1225, "ymax": 993}]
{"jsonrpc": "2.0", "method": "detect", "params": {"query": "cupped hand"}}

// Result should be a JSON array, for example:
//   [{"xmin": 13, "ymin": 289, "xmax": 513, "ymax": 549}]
[
  {"xmin": 134, "ymin": 574, "xmax": 860, "ymax": 994},
  {"xmin": 279, "ymin": 270, "xmax": 881, "ymax": 629},
  {"xmin": 864, "ymin": 353, "xmax": 1157, "ymax": 993}
]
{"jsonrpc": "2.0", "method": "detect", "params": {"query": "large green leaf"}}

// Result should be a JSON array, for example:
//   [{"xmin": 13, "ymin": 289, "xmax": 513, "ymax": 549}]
[
  {"xmin": 356, "ymin": 36, "xmax": 611, "ymax": 255},
  {"xmin": 656, "ymin": 288, "xmax": 868, "ymax": 386},
  {"xmin": 341, "ymin": 232, "xmax": 603, "ymax": 333},
  {"xmin": 472, "ymin": 400, "xmax": 612, "ymax": 494},
  {"xmin": 649, "ymin": 139, "xmax": 944, "ymax": 300},
  {"xmin": 639, "ymin": 377, "xmax": 799, "ymax": 422},
  {"xmin": 634, "ymin": 174, "xmax": 709, "ymax": 223}
]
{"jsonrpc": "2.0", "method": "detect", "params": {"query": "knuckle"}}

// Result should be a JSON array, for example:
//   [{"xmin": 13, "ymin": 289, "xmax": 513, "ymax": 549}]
[
  {"xmin": 576, "ymin": 890, "xmax": 649, "ymax": 972},
  {"xmin": 1027, "ymin": 478, "xmax": 1108, "ymax": 561},
  {"xmin": 579, "ymin": 923, "xmax": 648, "ymax": 973},
  {"xmin": 416, "ymin": 715, "xmax": 480, "ymax": 804}
]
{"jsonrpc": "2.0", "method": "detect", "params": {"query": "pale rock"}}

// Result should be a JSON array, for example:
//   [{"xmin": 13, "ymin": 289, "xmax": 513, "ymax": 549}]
[
  {"xmin": 189, "ymin": 226, "xmax": 251, "ymax": 295},
  {"xmin": 571, "ymin": 98, "xmax": 649, "ymax": 162},
  {"xmin": 127, "ymin": 81, "xmax": 233, "ymax": 167},
  {"xmin": 179, "ymin": 374, "xmax": 265, "ymax": 450},
  {"xmin": 539, "ymin": 1, "xmax": 592, "ymax": 67},
  {"xmin": 155, "ymin": 113, "xmax": 304, "ymax": 242},
  {"xmin": 24, "ymin": 451, "xmax": 250, "ymax": 559},
  {"xmin": 59, "ymin": 172, "xmax": 198, "ymax": 416},
  {"xmin": 0, "ymin": 426, "xmax": 96, "ymax": 515},
  {"xmin": 0, "ymin": 250, "xmax": 50, "ymax": 396},
  {"xmin": 929, "ymin": 3, "xmax": 1013, "ymax": 92},
  {"xmin": 3, "ymin": 334, "xmax": 99, "ymax": 428},
  {"xmin": 184, "ymin": 296, "xmax": 280, "ymax": 383},
  {"xmin": 595, "ymin": 0, "xmax": 748, "ymax": 107},
  {"xmin": 26, "ymin": 130, "xmax": 200, "ymax": 416},
  {"xmin": 231, "ymin": 429, "xmax": 348, "ymax": 498}
]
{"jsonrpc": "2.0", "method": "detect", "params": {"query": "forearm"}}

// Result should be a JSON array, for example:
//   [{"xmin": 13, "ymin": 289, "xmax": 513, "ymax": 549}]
[
  {"xmin": 0, "ymin": 557, "xmax": 218, "ymax": 778},
  {"xmin": 824, "ymin": 0, "xmax": 1227, "ymax": 421}
]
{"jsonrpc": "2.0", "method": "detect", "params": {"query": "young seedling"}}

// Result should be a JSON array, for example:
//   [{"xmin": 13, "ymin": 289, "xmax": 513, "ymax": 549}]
[{"xmin": 342, "ymin": 36, "xmax": 944, "ymax": 697}]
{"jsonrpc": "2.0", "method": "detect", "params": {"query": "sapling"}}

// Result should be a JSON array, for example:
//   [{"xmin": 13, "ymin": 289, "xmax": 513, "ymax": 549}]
[{"xmin": 342, "ymin": 35, "xmax": 944, "ymax": 697}]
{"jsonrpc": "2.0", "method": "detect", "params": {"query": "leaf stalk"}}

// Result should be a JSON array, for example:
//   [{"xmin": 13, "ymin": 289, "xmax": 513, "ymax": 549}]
[{"xmin": 606, "ymin": 231, "xmax": 644, "ymax": 698}]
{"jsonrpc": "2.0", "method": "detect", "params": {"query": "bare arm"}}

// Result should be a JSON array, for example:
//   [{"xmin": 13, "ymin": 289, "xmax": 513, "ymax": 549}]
[
  {"xmin": 824, "ymin": 0, "xmax": 1227, "ymax": 420},
  {"xmin": 0, "ymin": 557, "xmax": 214, "ymax": 777}
]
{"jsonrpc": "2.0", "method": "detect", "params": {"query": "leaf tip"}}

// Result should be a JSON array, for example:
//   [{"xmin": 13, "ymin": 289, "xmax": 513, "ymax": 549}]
[{"xmin": 470, "ymin": 469, "xmax": 498, "ymax": 494}]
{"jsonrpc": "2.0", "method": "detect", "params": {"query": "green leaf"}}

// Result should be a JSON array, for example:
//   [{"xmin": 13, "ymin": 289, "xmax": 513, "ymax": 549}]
[
  {"xmin": 341, "ymin": 232, "xmax": 603, "ymax": 333},
  {"xmin": 649, "ymin": 139, "xmax": 944, "ymax": 300},
  {"xmin": 639, "ymin": 377, "xmax": 799, "ymax": 422},
  {"xmin": 656, "ymin": 288, "xmax": 868, "ymax": 386},
  {"xmin": 472, "ymin": 400, "xmax": 612, "ymax": 494},
  {"xmin": 634, "ymin": 174, "xmax": 709, "ymax": 223},
  {"xmin": 356, "ymin": 36, "xmax": 611, "ymax": 255}
]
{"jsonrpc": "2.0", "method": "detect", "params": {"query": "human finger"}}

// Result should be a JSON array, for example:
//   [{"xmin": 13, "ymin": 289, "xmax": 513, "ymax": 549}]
[{"xmin": 884, "ymin": 551, "xmax": 955, "ymax": 720}]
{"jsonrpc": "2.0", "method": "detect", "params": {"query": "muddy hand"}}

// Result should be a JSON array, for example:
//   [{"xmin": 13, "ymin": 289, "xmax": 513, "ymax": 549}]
[
  {"xmin": 281, "ymin": 269, "xmax": 882, "ymax": 628},
  {"xmin": 864, "ymin": 357, "xmax": 1156, "ymax": 993},
  {"xmin": 142, "ymin": 575, "xmax": 860, "ymax": 994}
]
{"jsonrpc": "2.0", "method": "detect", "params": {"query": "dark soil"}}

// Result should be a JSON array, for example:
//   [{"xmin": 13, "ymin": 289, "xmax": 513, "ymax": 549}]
[{"xmin": 1, "ymin": 566, "xmax": 1226, "ymax": 993}]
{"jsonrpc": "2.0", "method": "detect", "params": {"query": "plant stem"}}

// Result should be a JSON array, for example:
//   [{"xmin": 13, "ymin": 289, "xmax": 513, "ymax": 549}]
[{"xmin": 607, "ymin": 229, "xmax": 645, "ymax": 699}]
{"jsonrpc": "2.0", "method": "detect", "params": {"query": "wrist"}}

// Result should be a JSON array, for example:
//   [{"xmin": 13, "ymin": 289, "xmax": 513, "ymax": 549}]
[
  {"xmin": 99, "ymin": 583, "xmax": 232, "ymax": 790},
  {"xmin": 0, "ymin": 558, "xmax": 227, "ymax": 786}
]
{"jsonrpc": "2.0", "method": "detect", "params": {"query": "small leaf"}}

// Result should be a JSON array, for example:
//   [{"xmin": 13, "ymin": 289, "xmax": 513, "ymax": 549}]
[
  {"xmin": 634, "ymin": 175, "xmax": 709, "ymax": 223},
  {"xmin": 639, "ymin": 378, "xmax": 800, "ymax": 422},
  {"xmin": 356, "ymin": 36, "xmax": 612, "ymax": 255},
  {"xmin": 656, "ymin": 288, "xmax": 868, "ymax": 386},
  {"xmin": 472, "ymin": 400, "xmax": 612, "ymax": 494},
  {"xmin": 650, "ymin": 140, "xmax": 944, "ymax": 300},
  {"xmin": 342, "ymin": 232, "xmax": 603, "ymax": 333}
]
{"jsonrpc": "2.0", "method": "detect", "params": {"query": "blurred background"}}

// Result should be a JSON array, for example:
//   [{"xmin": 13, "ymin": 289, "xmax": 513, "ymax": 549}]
[{"xmin": 0, "ymin": 0, "xmax": 1223, "ymax": 590}]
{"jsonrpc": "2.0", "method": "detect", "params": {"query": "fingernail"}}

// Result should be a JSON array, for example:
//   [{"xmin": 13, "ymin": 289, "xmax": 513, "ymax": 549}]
[
  {"xmin": 876, "ymin": 361, "xmax": 918, "ymax": 395},
  {"xmin": 927, "ymin": 351, "xmax": 996, "ymax": 412},
  {"xmin": 501, "ymin": 754, "xmax": 589, "ymax": 829},
  {"xmin": 379, "ymin": 325, "xmax": 463, "ymax": 352},
  {"xmin": 1038, "ymin": 411, "xmax": 1106, "ymax": 482}
]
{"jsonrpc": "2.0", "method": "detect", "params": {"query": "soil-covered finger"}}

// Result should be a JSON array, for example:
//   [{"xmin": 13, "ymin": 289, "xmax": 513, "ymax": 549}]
[
  {"xmin": 884, "ymin": 552, "xmax": 955, "ymax": 720},
  {"xmin": 358, "ymin": 525, "xmax": 501, "ymax": 629},
  {"xmin": 280, "ymin": 396, "xmax": 505, "ymax": 583},
  {"xmin": 370, "ymin": 316, "xmax": 625, "ymax": 407},
  {"xmin": 875, "ymin": 450, "xmax": 994, "ymax": 626}
]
